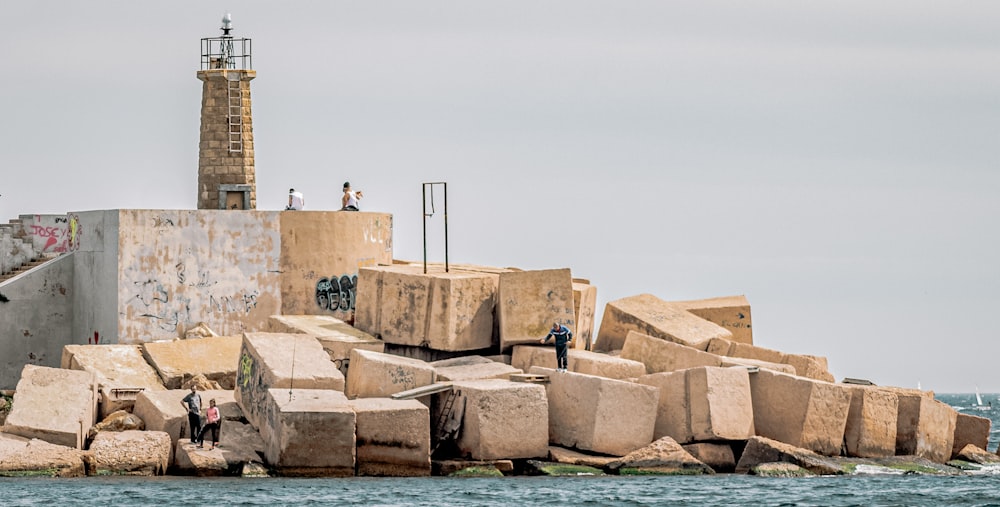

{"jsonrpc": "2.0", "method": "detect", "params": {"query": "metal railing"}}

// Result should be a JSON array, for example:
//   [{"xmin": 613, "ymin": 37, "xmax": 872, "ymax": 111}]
[{"xmin": 200, "ymin": 37, "xmax": 252, "ymax": 70}]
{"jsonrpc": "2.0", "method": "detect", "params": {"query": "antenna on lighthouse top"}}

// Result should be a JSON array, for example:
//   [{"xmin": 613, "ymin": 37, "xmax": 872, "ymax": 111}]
[{"xmin": 221, "ymin": 13, "xmax": 233, "ymax": 36}]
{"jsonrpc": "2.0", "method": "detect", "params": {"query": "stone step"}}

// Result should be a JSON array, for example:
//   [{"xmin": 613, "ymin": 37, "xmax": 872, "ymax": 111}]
[{"xmin": 0, "ymin": 257, "xmax": 52, "ymax": 282}]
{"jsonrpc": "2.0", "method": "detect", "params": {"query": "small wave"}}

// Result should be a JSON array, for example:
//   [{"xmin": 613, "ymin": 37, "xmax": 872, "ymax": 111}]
[{"xmin": 850, "ymin": 464, "xmax": 906, "ymax": 476}]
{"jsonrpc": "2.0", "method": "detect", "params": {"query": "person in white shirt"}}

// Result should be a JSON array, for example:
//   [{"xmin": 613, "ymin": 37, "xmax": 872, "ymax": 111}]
[
  {"xmin": 341, "ymin": 181, "xmax": 363, "ymax": 211},
  {"xmin": 287, "ymin": 188, "xmax": 305, "ymax": 210}
]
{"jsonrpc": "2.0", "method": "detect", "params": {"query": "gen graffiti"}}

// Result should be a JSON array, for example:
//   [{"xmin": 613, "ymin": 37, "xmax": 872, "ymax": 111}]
[{"xmin": 316, "ymin": 274, "xmax": 357, "ymax": 312}]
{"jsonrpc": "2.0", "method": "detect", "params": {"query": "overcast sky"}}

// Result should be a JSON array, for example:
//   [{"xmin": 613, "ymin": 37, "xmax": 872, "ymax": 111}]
[{"xmin": 2, "ymin": 2, "xmax": 998, "ymax": 393}]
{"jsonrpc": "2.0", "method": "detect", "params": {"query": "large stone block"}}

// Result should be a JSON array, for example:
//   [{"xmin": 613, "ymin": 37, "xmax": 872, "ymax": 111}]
[
  {"xmin": 843, "ymin": 385, "xmax": 898, "ymax": 458},
  {"xmin": 748, "ymin": 369, "xmax": 851, "ymax": 456},
  {"xmin": 61, "ymin": 344, "xmax": 166, "ymax": 418},
  {"xmin": 3, "ymin": 365, "xmax": 97, "ymax": 449},
  {"xmin": 431, "ymin": 356, "xmax": 522, "ymax": 381},
  {"xmin": 497, "ymin": 268, "xmax": 576, "ymax": 351},
  {"xmin": 266, "ymin": 315, "xmax": 384, "ymax": 376},
  {"xmin": 0, "ymin": 433, "xmax": 88, "ymax": 477},
  {"xmin": 572, "ymin": 281, "xmax": 598, "ymax": 350},
  {"xmin": 259, "ymin": 388, "xmax": 356, "ymax": 476},
  {"xmin": 531, "ymin": 366, "xmax": 658, "ymax": 456},
  {"xmin": 133, "ymin": 389, "xmax": 242, "ymax": 446},
  {"xmin": 511, "ymin": 346, "xmax": 644, "ymax": 380},
  {"xmin": 782, "ymin": 353, "xmax": 835, "ymax": 383},
  {"xmin": 142, "ymin": 335, "xmax": 243, "ymax": 389},
  {"xmin": 621, "ymin": 331, "xmax": 722, "ymax": 374},
  {"xmin": 675, "ymin": 295, "xmax": 753, "ymax": 345},
  {"xmin": 347, "ymin": 398, "xmax": 431, "ymax": 476},
  {"xmin": 355, "ymin": 265, "xmax": 498, "ymax": 351},
  {"xmin": 442, "ymin": 379, "xmax": 549, "ymax": 460},
  {"xmin": 173, "ymin": 420, "xmax": 266, "ymax": 476},
  {"xmin": 953, "ymin": 412, "xmax": 991, "ymax": 459},
  {"xmin": 90, "ymin": 430, "xmax": 171, "ymax": 476},
  {"xmin": 638, "ymin": 367, "xmax": 753, "ymax": 443},
  {"xmin": 235, "ymin": 333, "xmax": 345, "ymax": 430},
  {"xmin": 594, "ymin": 294, "xmax": 732, "ymax": 352},
  {"xmin": 345, "ymin": 349, "xmax": 436, "ymax": 399},
  {"xmin": 682, "ymin": 443, "xmax": 736, "ymax": 473},
  {"xmin": 895, "ymin": 390, "xmax": 958, "ymax": 463}
]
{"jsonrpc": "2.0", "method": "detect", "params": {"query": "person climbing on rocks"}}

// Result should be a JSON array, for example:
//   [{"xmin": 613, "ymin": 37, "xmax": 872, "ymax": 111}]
[{"xmin": 540, "ymin": 321, "xmax": 573, "ymax": 372}]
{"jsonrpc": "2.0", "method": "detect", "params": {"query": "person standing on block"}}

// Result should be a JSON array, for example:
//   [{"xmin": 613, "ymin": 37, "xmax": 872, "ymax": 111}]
[
  {"xmin": 541, "ymin": 321, "xmax": 573, "ymax": 372},
  {"xmin": 198, "ymin": 398, "xmax": 222, "ymax": 449},
  {"xmin": 180, "ymin": 386, "xmax": 203, "ymax": 444}
]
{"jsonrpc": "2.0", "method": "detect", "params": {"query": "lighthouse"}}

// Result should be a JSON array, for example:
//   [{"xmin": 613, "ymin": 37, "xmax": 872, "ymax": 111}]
[{"xmin": 197, "ymin": 13, "xmax": 256, "ymax": 210}]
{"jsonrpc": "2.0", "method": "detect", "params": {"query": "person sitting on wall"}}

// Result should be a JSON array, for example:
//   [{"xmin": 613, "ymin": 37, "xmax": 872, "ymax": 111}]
[
  {"xmin": 286, "ymin": 188, "xmax": 305, "ymax": 210},
  {"xmin": 341, "ymin": 181, "xmax": 363, "ymax": 211}
]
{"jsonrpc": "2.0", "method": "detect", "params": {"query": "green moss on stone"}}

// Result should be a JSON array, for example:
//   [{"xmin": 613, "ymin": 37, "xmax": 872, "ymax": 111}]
[
  {"xmin": 0, "ymin": 469, "xmax": 60, "ymax": 478},
  {"xmin": 884, "ymin": 463, "xmax": 942, "ymax": 475},
  {"xmin": 840, "ymin": 463, "xmax": 858, "ymax": 474},
  {"xmin": 619, "ymin": 467, "xmax": 704, "ymax": 476},
  {"xmin": 448, "ymin": 466, "xmax": 504, "ymax": 478},
  {"xmin": 539, "ymin": 464, "xmax": 604, "ymax": 476}
]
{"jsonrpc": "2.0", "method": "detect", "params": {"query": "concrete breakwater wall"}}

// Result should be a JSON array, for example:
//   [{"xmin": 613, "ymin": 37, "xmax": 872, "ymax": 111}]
[{"xmin": 0, "ymin": 305, "xmax": 993, "ymax": 478}]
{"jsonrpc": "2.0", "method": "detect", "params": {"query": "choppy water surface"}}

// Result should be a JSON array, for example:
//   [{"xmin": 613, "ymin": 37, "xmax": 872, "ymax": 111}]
[{"xmin": 3, "ymin": 393, "xmax": 1000, "ymax": 507}]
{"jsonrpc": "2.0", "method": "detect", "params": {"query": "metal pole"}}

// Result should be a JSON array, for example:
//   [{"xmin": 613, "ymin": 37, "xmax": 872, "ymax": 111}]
[
  {"xmin": 422, "ymin": 183, "xmax": 428, "ymax": 274},
  {"xmin": 443, "ymin": 182, "xmax": 449, "ymax": 273}
]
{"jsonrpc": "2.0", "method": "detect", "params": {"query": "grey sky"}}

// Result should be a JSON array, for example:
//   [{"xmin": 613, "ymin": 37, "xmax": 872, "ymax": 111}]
[{"xmin": 2, "ymin": 2, "xmax": 998, "ymax": 393}]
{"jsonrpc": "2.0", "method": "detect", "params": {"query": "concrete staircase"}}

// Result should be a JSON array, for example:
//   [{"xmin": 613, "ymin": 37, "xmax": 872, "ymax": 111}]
[
  {"xmin": 1, "ymin": 217, "xmax": 46, "ymax": 280},
  {"xmin": 0, "ymin": 256, "xmax": 51, "ymax": 283}
]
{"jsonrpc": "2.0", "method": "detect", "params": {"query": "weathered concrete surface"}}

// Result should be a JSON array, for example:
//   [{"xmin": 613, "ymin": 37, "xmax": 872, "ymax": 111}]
[
  {"xmin": 719, "ymin": 357, "xmax": 796, "ymax": 374},
  {"xmin": 675, "ymin": 295, "xmax": 753, "ymax": 345},
  {"xmin": 0, "ymin": 253, "xmax": 74, "ymax": 390},
  {"xmin": 572, "ymin": 281, "xmax": 598, "ymax": 350},
  {"xmin": 3, "ymin": 365, "xmax": 97, "ymax": 449},
  {"xmin": 90, "ymin": 430, "xmax": 171, "ymax": 476},
  {"xmin": 345, "ymin": 349, "xmax": 436, "ymax": 399},
  {"xmin": 497, "ymin": 268, "xmax": 576, "ymax": 351},
  {"xmin": 682, "ymin": 443, "xmax": 736, "ymax": 473},
  {"xmin": 531, "ymin": 366, "xmax": 658, "ymax": 456},
  {"xmin": 606, "ymin": 436, "xmax": 714, "ymax": 475},
  {"xmin": 735, "ymin": 436, "xmax": 843, "ymax": 475},
  {"xmin": 278, "ymin": 211, "xmax": 394, "ymax": 319},
  {"xmin": 621, "ymin": 331, "xmax": 722, "ymax": 374},
  {"xmin": 259, "ymin": 388, "xmax": 356, "ymax": 477},
  {"xmin": 173, "ymin": 421, "xmax": 266, "ymax": 476},
  {"xmin": 748, "ymin": 369, "xmax": 851, "ymax": 456},
  {"xmin": 266, "ymin": 315, "xmax": 384, "ymax": 377},
  {"xmin": 20, "ymin": 213, "xmax": 71, "ymax": 254},
  {"xmin": 431, "ymin": 356, "xmax": 522, "ymax": 381},
  {"xmin": 637, "ymin": 367, "xmax": 754, "ymax": 443},
  {"xmin": 0, "ymin": 433, "xmax": 87, "ymax": 477},
  {"xmin": 708, "ymin": 338, "xmax": 833, "ymax": 382},
  {"xmin": 355, "ymin": 265, "xmax": 498, "ymax": 351},
  {"xmin": 117, "ymin": 210, "xmax": 282, "ymax": 342},
  {"xmin": 447, "ymin": 379, "xmax": 549, "ymax": 460},
  {"xmin": 895, "ymin": 390, "xmax": 958, "ymax": 463},
  {"xmin": 133, "ymin": 389, "xmax": 242, "ymax": 446},
  {"xmin": 511, "ymin": 346, "xmax": 644, "ymax": 380},
  {"xmin": 142, "ymin": 335, "xmax": 243, "ymax": 390},
  {"xmin": 235, "ymin": 333, "xmax": 345, "ymax": 430},
  {"xmin": 953, "ymin": 412, "xmax": 991, "ymax": 459},
  {"xmin": 843, "ymin": 385, "xmax": 898, "ymax": 458},
  {"xmin": 62, "ymin": 344, "xmax": 165, "ymax": 418},
  {"xmin": 594, "ymin": 294, "xmax": 732, "ymax": 353},
  {"xmin": 348, "ymin": 398, "xmax": 431, "ymax": 476},
  {"xmin": 548, "ymin": 446, "xmax": 619, "ymax": 468}
]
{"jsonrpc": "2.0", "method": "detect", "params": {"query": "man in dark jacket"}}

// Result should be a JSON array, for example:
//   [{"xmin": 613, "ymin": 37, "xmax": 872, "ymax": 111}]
[{"xmin": 541, "ymin": 321, "xmax": 573, "ymax": 371}]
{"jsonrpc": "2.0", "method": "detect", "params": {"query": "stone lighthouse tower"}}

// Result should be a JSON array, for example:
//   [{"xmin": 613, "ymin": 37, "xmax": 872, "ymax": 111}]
[{"xmin": 197, "ymin": 14, "xmax": 256, "ymax": 210}]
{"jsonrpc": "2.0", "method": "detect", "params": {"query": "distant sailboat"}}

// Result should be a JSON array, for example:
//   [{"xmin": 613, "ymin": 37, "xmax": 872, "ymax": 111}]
[{"xmin": 974, "ymin": 386, "xmax": 991, "ymax": 411}]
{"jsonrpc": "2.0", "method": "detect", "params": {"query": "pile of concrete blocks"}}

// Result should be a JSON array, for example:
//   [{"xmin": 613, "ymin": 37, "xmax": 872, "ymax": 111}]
[
  {"xmin": 440, "ymin": 379, "xmax": 549, "ymax": 460},
  {"xmin": 266, "ymin": 315, "xmax": 384, "ymax": 377},
  {"xmin": 593, "ymin": 294, "xmax": 736, "ymax": 352},
  {"xmin": 748, "ymin": 369, "xmax": 852, "ymax": 456},
  {"xmin": 621, "ymin": 331, "xmax": 793, "ymax": 375}
]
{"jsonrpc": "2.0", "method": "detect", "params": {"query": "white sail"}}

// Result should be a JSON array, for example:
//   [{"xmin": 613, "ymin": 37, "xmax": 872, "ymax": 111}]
[{"xmin": 976, "ymin": 386, "xmax": 984, "ymax": 406}]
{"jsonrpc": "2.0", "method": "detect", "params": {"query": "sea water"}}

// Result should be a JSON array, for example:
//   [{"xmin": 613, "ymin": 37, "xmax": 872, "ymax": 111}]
[{"xmin": 3, "ymin": 393, "xmax": 1000, "ymax": 507}]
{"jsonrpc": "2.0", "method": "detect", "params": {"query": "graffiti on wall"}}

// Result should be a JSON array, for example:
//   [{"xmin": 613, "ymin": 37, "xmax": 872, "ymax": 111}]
[
  {"xmin": 67, "ymin": 214, "xmax": 81, "ymax": 251},
  {"xmin": 364, "ymin": 217, "xmax": 393, "ymax": 253},
  {"xmin": 29, "ymin": 215, "xmax": 70, "ymax": 253},
  {"xmin": 125, "ymin": 259, "xmax": 262, "ymax": 333},
  {"xmin": 316, "ymin": 275, "xmax": 357, "ymax": 312}
]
